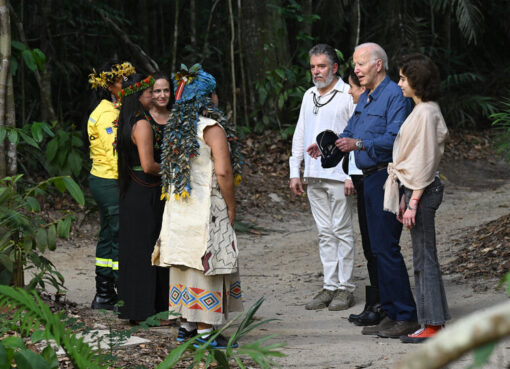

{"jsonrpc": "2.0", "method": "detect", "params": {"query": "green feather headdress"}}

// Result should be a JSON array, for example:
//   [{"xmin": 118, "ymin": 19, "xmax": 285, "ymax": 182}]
[{"xmin": 160, "ymin": 65, "xmax": 243, "ymax": 200}]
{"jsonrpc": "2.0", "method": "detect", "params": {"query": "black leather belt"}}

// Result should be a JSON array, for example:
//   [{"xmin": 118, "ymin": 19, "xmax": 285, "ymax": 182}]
[{"xmin": 362, "ymin": 163, "xmax": 388, "ymax": 177}]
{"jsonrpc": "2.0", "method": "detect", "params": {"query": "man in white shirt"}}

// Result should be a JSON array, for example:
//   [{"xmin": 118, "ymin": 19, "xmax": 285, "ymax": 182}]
[{"xmin": 289, "ymin": 43, "xmax": 356, "ymax": 311}]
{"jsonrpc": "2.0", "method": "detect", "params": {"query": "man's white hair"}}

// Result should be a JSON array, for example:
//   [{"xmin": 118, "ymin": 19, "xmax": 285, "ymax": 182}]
[{"xmin": 355, "ymin": 42, "xmax": 388, "ymax": 71}]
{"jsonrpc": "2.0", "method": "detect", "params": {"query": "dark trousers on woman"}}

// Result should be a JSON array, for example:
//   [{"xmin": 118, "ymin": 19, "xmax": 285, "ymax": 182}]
[
  {"xmin": 351, "ymin": 175, "xmax": 378, "ymax": 288},
  {"xmin": 89, "ymin": 174, "xmax": 119, "ymax": 282},
  {"xmin": 118, "ymin": 171, "xmax": 169, "ymax": 321},
  {"xmin": 404, "ymin": 177, "xmax": 450, "ymax": 325},
  {"xmin": 363, "ymin": 169, "xmax": 417, "ymax": 321}
]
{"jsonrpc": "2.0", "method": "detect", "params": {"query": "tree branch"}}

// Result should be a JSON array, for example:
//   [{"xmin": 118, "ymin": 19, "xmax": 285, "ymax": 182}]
[
  {"xmin": 394, "ymin": 300, "xmax": 510, "ymax": 369},
  {"xmin": 96, "ymin": 9, "xmax": 159, "ymax": 74}
]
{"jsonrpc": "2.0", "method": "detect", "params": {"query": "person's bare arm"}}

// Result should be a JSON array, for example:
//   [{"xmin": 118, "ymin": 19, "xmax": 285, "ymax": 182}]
[
  {"xmin": 289, "ymin": 178, "xmax": 304, "ymax": 195},
  {"xmin": 204, "ymin": 124, "xmax": 235, "ymax": 225},
  {"xmin": 132, "ymin": 120, "xmax": 161, "ymax": 176},
  {"xmin": 402, "ymin": 188, "xmax": 425, "ymax": 229},
  {"xmin": 344, "ymin": 178, "xmax": 356, "ymax": 196}
]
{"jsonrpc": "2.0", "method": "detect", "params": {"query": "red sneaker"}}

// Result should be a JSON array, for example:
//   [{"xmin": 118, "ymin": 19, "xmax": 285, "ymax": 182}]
[{"xmin": 400, "ymin": 325, "xmax": 443, "ymax": 343}]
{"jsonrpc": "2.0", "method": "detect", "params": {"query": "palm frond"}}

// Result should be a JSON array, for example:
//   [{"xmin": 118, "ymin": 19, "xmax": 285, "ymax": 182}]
[
  {"xmin": 430, "ymin": 0, "xmax": 483, "ymax": 44},
  {"xmin": 454, "ymin": 0, "xmax": 484, "ymax": 44},
  {"xmin": 0, "ymin": 286, "xmax": 106, "ymax": 369}
]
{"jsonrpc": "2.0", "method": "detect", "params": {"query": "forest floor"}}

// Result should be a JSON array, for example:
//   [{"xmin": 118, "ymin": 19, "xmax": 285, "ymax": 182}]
[{"xmin": 35, "ymin": 130, "xmax": 510, "ymax": 368}]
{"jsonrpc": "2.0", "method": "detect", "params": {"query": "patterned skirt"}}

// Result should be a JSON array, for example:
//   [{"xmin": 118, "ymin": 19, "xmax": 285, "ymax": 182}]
[{"xmin": 169, "ymin": 266, "xmax": 243, "ymax": 325}]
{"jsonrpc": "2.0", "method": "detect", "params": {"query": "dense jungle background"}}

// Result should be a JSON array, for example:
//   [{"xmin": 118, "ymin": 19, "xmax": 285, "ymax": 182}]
[
  {"xmin": 2, "ymin": 0, "xmax": 510, "ymax": 181},
  {"xmin": 2, "ymin": 1, "xmax": 510, "ymax": 368}
]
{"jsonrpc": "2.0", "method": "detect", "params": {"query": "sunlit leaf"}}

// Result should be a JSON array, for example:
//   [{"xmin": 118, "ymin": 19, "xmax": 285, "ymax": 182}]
[
  {"xmin": 35, "ymin": 228, "xmax": 48, "ymax": 252},
  {"xmin": 47, "ymin": 224, "xmax": 57, "ymax": 251},
  {"xmin": 8, "ymin": 130, "xmax": 18, "ymax": 144},
  {"xmin": 22, "ymin": 50, "xmax": 37, "ymax": 72},
  {"xmin": 45, "ymin": 138, "xmax": 59, "ymax": 161},
  {"xmin": 62, "ymin": 176, "xmax": 84, "ymax": 205},
  {"xmin": 25, "ymin": 196, "xmax": 41, "ymax": 212}
]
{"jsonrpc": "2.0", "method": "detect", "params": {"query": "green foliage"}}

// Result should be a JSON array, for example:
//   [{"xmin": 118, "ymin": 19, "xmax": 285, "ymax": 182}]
[
  {"xmin": 468, "ymin": 342, "xmax": 497, "ymax": 369},
  {"xmin": 3, "ymin": 121, "xmax": 86, "ymax": 182},
  {"xmin": 491, "ymin": 98, "xmax": 510, "ymax": 162},
  {"xmin": 0, "ymin": 286, "xmax": 106, "ymax": 369},
  {"xmin": 11, "ymin": 41, "xmax": 46, "ymax": 75},
  {"xmin": 438, "ymin": 69, "xmax": 497, "ymax": 128},
  {"xmin": 504, "ymin": 272, "xmax": 510, "ymax": 296},
  {"xmin": 0, "ymin": 174, "xmax": 84, "ymax": 289},
  {"xmin": 0, "ymin": 288, "xmax": 284, "ymax": 369},
  {"xmin": 252, "ymin": 1, "xmax": 320, "ymax": 135},
  {"xmin": 430, "ymin": 0, "xmax": 484, "ymax": 45},
  {"xmin": 154, "ymin": 297, "xmax": 285, "ymax": 369},
  {"xmin": 44, "ymin": 125, "xmax": 85, "ymax": 178}
]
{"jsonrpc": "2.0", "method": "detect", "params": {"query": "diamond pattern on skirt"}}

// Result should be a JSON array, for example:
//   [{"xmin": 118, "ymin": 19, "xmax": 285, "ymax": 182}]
[{"xmin": 169, "ymin": 283, "xmax": 223, "ymax": 312}]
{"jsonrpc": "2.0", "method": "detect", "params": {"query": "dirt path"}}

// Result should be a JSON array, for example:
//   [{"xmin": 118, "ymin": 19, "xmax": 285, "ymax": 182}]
[{"xmin": 44, "ymin": 159, "xmax": 510, "ymax": 368}]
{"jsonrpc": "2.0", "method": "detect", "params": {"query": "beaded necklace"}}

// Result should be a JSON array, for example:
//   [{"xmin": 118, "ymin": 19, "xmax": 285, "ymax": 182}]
[{"xmin": 312, "ymin": 90, "xmax": 338, "ymax": 114}]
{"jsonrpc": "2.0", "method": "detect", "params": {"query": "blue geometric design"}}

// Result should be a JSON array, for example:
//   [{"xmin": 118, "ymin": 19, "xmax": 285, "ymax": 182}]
[
  {"xmin": 198, "ymin": 292, "xmax": 220, "ymax": 311},
  {"xmin": 170, "ymin": 286, "xmax": 182, "ymax": 305},
  {"xmin": 182, "ymin": 287, "xmax": 197, "ymax": 305},
  {"xmin": 229, "ymin": 281, "xmax": 242, "ymax": 300}
]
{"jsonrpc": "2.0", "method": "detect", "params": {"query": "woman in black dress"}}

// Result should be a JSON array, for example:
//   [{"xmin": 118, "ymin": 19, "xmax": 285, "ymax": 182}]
[{"xmin": 116, "ymin": 73, "xmax": 169, "ymax": 323}]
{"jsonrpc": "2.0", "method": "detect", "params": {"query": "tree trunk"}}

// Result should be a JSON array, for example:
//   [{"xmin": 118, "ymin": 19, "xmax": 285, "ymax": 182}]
[
  {"xmin": 0, "ymin": 0, "xmax": 11, "ymax": 177},
  {"xmin": 228, "ymin": 0, "xmax": 236, "ymax": 125},
  {"xmin": 6, "ymin": 72, "xmax": 15, "ymax": 175},
  {"xmin": 200, "ymin": 0, "xmax": 220, "ymax": 64},
  {"xmin": 38, "ymin": 0, "xmax": 57, "ymax": 122},
  {"xmin": 301, "ymin": 0, "xmax": 313, "ymax": 50},
  {"xmin": 241, "ymin": 0, "xmax": 289, "ymax": 83},
  {"xmin": 190, "ymin": 0, "xmax": 196, "ymax": 49},
  {"xmin": 9, "ymin": 2, "xmax": 56, "ymax": 123},
  {"xmin": 241, "ymin": 0, "xmax": 290, "ymax": 122},
  {"xmin": 171, "ymin": 0, "xmax": 179, "ymax": 73},
  {"xmin": 237, "ymin": 0, "xmax": 249, "ymax": 126}
]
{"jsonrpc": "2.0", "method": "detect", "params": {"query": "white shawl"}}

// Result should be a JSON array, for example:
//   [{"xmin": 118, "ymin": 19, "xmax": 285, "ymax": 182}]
[{"xmin": 384, "ymin": 101, "xmax": 448, "ymax": 214}]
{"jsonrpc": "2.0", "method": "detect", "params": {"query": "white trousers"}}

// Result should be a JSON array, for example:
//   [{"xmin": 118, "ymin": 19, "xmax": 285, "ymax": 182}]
[{"xmin": 307, "ymin": 178, "xmax": 355, "ymax": 292}]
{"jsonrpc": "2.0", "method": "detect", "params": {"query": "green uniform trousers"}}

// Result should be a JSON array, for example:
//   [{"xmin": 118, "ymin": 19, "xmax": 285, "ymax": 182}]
[{"xmin": 89, "ymin": 174, "xmax": 119, "ymax": 281}]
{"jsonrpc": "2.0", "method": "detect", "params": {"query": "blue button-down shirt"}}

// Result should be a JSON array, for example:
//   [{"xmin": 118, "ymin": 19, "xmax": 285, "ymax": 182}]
[{"xmin": 340, "ymin": 76, "xmax": 412, "ymax": 169}]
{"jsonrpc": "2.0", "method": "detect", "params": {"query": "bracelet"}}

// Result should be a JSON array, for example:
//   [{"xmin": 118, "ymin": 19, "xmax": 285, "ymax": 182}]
[{"xmin": 410, "ymin": 198, "xmax": 420, "ymax": 203}]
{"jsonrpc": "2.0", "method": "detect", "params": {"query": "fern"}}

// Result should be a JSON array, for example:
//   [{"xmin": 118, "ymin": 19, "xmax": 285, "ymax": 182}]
[
  {"xmin": 0, "ymin": 288, "xmax": 286, "ymax": 368},
  {"xmin": 430, "ymin": 0, "xmax": 484, "ymax": 44},
  {"xmin": 0, "ymin": 286, "xmax": 108, "ymax": 369}
]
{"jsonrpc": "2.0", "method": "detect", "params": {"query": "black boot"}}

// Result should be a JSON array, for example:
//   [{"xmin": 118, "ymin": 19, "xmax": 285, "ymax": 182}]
[
  {"xmin": 348, "ymin": 286, "xmax": 384, "ymax": 326},
  {"xmin": 91, "ymin": 275, "xmax": 118, "ymax": 310}
]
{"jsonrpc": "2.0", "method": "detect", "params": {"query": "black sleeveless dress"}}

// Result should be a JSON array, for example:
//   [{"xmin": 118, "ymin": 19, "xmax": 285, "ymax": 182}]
[{"xmin": 118, "ymin": 113, "xmax": 168, "ymax": 321}]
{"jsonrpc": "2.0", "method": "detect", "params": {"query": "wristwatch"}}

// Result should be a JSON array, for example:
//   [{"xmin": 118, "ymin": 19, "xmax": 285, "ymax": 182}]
[{"xmin": 355, "ymin": 139, "xmax": 363, "ymax": 150}]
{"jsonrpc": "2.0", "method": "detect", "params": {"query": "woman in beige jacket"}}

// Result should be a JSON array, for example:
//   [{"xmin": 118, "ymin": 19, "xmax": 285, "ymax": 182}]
[{"xmin": 384, "ymin": 53, "xmax": 450, "ymax": 343}]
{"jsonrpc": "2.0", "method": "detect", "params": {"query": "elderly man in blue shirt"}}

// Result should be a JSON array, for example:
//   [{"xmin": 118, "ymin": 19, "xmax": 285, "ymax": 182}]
[{"xmin": 310, "ymin": 42, "xmax": 419, "ymax": 338}]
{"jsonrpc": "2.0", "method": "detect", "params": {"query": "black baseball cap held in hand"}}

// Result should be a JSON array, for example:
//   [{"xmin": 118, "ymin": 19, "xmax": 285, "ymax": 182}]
[{"xmin": 316, "ymin": 130, "xmax": 348, "ymax": 169}]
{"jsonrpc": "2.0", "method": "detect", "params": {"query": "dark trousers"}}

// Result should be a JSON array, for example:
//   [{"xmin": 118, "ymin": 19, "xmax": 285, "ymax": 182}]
[
  {"xmin": 89, "ymin": 174, "xmax": 119, "ymax": 281},
  {"xmin": 363, "ymin": 169, "xmax": 417, "ymax": 321},
  {"xmin": 405, "ymin": 178, "xmax": 450, "ymax": 325},
  {"xmin": 351, "ymin": 175, "xmax": 378, "ymax": 289}
]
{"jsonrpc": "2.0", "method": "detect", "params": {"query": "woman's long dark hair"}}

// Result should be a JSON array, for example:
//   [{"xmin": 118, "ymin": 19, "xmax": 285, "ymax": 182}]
[
  {"xmin": 117, "ymin": 73, "xmax": 148, "ymax": 197},
  {"xmin": 83, "ymin": 60, "xmax": 119, "ymax": 144}
]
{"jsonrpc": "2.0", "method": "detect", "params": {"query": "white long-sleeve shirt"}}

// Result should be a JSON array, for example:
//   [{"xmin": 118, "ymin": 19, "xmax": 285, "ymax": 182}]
[{"xmin": 289, "ymin": 78, "xmax": 354, "ymax": 181}]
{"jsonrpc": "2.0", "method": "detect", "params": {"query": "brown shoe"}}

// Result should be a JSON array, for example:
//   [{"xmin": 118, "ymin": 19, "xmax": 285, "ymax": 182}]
[
  {"xmin": 328, "ymin": 289, "xmax": 354, "ymax": 311},
  {"xmin": 378, "ymin": 320, "xmax": 420, "ymax": 339},
  {"xmin": 361, "ymin": 316, "xmax": 395, "ymax": 335},
  {"xmin": 305, "ymin": 289, "xmax": 336, "ymax": 310}
]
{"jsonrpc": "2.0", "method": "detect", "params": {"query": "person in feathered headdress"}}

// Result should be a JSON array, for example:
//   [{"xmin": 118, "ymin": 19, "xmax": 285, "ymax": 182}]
[
  {"xmin": 152, "ymin": 64, "xmax": 243, "ymax": 348},
  {"xmin": 86, "ymin": 61, "xmax": 135, "ymax": 311}
]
